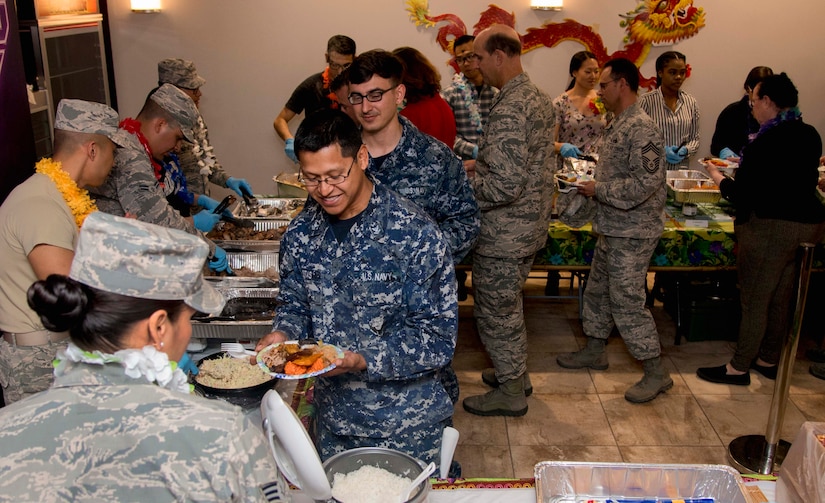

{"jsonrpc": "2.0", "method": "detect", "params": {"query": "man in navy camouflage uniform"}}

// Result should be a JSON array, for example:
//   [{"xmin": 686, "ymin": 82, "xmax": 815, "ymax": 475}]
[
  {"xmin": 462, "ymin": 25, "xmax": 556, "ymax": 417},
  {"xmin": 255, "ymin": 109, "xmax": 458, "ymax": 468},
  {"xmin": 556, "ymin": 58, "xmax": 672, "ymax": 403},
  {"xmin": 346, "ymin": 49, "xmax": 480, "ymax": 403}
]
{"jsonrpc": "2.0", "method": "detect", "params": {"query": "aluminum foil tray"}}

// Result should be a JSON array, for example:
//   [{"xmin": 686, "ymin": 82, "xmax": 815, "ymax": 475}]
[
  {"xmin": 226, "ymin": 251, "xmax": 279, "ymax": 276},
  {"xmin": 666, "ymin": 169, "xmax": 713, "ymax": 181},
  {"xmin": 534, "ymin": 461, "xmax": 749, "ymax": 503},
  {"xmin": 205, "ymin": 276, "xmax": 278, "ymax": 289},
  {"xmin": 232, "ymin": 197, "xmax": 305, "ymax": 220},
  {"xmin": 217, "ymin": 287, "xmax": 279, "ymax": 300},
  {"xmin": 212, "ymin": 239, "xmax": 280, "ymax": 253},
  {"xmin": 191, "ymin": 321, "xmax": 273, "ymax": 339},
  {"xmin": 667, "ymin": 178, "xmax": 721, "ymax": 204}
]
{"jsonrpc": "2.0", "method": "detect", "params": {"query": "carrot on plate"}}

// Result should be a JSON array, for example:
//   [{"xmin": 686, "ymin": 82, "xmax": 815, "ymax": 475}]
[
  {"xmin": 308, "ymin": 358, "xmax": 326, "ymax": 373},
  {"xmin": 284, "ymin": 361, "xmax": 308, "ymax": 375}
]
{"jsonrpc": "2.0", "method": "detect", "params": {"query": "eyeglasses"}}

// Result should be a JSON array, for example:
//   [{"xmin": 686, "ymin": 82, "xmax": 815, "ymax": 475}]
[
  {"xmin": 298, "ymin": 158, "xmax": 356, "ymax": 187},
  {"xmin": 348, "ymin": 86, "xmax": 397, "ymax": 105},
  {"xmin": 598, "ymin": 79, "xmax": 618, "ymax": 90},
  {"xmin": 329, "ymin": 61, "xmax": 351, "ymax": 72},
  {"xmin": 455, "ymin": 53, "xmax": 477, "ymax": 64}
]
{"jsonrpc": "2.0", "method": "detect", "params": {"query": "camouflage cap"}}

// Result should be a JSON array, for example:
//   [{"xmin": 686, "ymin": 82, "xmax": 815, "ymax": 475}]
[
  {"xmin": 149, "ymin": 83, "xmax": 198, "ymax": 143},
  {"xmin": 54, "ymin": 99, "xmax": 131, "ymax": 147},
  {"xmin": 158, "ymin": 58, "xmax": 206, "ymax": 89},
  {"xmin": 69, "ymin": 212, "xmax": 225, "ymax": 315}
]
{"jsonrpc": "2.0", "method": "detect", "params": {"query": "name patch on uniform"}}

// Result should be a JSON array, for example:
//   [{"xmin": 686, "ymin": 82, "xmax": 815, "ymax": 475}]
[
  {"xmin": 641, "ymin": 142, "xmax": 661, "ymax": 173},
  {"xmin": 361, "ymin": 271, "xmax": 399, "ymax": 282}
]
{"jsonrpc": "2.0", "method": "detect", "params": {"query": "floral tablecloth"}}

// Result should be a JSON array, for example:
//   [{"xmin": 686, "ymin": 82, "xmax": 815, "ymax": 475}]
[{"xmin": 537, "ymin": 203, "xmax": 739, "ymax": 270}]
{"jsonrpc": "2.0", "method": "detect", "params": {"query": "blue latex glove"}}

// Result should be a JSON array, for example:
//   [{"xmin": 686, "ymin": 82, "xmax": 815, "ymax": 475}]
[
  {"xmin": 193, "ymin": 209, "xmax": 221, "ymax": 232},
  {"xmin": 285, "ymin": 138, "xmax": 298, "ymax": 163},
  {"xmin": 665, "ymin": 145, "xmax": 683, "ymax": 165},
  {"xmin": 472, "ymin": 145, "xmax": 478, "ymax": 160},
  {"xmin": 209, "ymin": 246, "xmax": 232, "ymax": 274},
  {"xmin": 677, "ymin": 146, "xmax": 688, "ymax": 157},
  {"xmin": 196, "ymin": 194, "xmax": 220, "ymax": 211},
  {"xmin": 560, "ymin": 143, "xmax": 583, "ymax": 159},
  {"xmin": 226, "ymin": 177, "xmax": 253, "ymax": 198},
  {"xmin": 719, "ymin": 147, "xmax": 737, "ymax": 160},
  {"xmin": 177, "ymin": 353, "xmax": 199, "ymax": 376}
]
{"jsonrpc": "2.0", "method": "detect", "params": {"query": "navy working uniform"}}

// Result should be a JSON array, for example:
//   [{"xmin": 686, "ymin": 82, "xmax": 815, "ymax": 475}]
[{"xmin": 273, "ymin": 182, "xmax": 458, "ymax": 465}]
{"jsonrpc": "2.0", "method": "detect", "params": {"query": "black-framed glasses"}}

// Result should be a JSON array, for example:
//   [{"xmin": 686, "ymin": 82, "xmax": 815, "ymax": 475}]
[
  {"xmin": 328, "ymin": 61, "xmax": 351, "ymax": 72},
  {"xmin": 455, "ymin": 53, "xmax": 477, "ymax": 64},
  {"xmin": 348, "ymin": 86, "xmax": 397, "ymax": 105},
  {"xmin": 298, "ymin": 158, "xmax": 356, "ymax": 187},
  {"xmin": 598, "ymin": 79, "xmax": 618, "ymax": 90}
]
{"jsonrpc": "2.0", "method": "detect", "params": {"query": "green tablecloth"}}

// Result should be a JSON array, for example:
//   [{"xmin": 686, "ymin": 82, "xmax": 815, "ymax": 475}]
[{"xmin": 537, "ymin": 202, "xmax": 737, "ymax": 269}]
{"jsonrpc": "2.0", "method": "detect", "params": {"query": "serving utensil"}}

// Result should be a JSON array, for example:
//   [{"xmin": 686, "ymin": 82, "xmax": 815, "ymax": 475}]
[
  {"xmin": 220, "ymin": 342, "xmax": 258, "ymax": 359},
  {"xmin": 241, "ymin": 188, "xmax": 259, "ymax": 213},
  {"xmin": 399, "ymin": 461, "xmax": 435, "ymax": 502},
  {"xmin": 213, "ymin": 194, "xmax": 236, "ymax": 215}
]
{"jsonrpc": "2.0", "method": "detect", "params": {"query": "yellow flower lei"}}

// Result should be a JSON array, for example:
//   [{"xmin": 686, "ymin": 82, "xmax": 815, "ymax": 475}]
[{"xmin": 35, "ymin": 158, "xmax": 98, "ymax": 228}]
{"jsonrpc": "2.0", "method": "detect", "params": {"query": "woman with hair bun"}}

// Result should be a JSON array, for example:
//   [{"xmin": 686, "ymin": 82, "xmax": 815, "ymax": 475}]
[
  {"xmin": 0, "ymin": 212, "xmax": 277, "ymax": 501},
  {"xmin": 698, "ymin": 73, "xmax": 825, "ymax": 386}
]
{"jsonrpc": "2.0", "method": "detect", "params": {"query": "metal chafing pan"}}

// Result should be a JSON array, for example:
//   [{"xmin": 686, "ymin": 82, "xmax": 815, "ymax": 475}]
[
  {"xmin": 534, "ymin": 461, "xmax": 749, "ymax": 502},
  {"xmin": 192, "ymin": 287, "xmax": 278, "ymax": 339},
  {"xmin": 232, "ymin": 197, "xmax": 305, "ymax": 220},
  {"xmin": 211, "ymin": 239, "xmax": 281, "ymax": 253},
  {"xmin": 666, "ymin": 170, "xmax": 721, "ymax": 204}
]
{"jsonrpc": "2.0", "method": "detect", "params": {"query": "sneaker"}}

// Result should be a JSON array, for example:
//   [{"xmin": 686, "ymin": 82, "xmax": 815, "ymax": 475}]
[
  {"xmin": 696, "ymin": 364, "xmax": 750, "ymax": 386},
  {"xmin": 480, "ymin": 368, "xmax": 533, "ymax": 396}
]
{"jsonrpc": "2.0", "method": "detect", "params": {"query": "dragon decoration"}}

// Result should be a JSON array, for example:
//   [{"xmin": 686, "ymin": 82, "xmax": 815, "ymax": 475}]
[{"xmin": 407, "ymin": 0, "xmax": 706, "ymax": 90}]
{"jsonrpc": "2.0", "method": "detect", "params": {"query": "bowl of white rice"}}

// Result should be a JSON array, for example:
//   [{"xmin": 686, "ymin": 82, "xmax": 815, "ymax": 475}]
[
  {"xmin": 193, "ymin": 352, "xmax": 277, "ymax": 409},
  {"xmin": 323, "ymin": 447, "xmax": 430, "ymax": 503}
]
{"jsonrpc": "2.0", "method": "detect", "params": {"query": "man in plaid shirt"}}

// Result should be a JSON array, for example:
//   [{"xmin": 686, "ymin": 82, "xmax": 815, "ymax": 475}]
[{"xmin": 441, "ymin": 34, "xmax": 498, "ymax": 161}]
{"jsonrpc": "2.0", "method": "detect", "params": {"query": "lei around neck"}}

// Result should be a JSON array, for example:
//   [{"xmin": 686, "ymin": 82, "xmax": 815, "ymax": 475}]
[
  {"xmin": 452, "ymin": 73, "xmax": 482, "ymax": 133},
  {"xmin": 35, "ymin": 158, "xmax": 98, "ymax": 228},
  {"xmin": 54, "ymin": 342, "xmax": 192, "ymax": 394}
]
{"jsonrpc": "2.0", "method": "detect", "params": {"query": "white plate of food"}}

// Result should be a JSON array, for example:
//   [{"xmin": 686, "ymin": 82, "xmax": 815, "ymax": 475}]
[
  {"xmin": 555, "ymin": 172, "xmax": 592, "ymax": 193},
  {"xmin": 699, "ymin": 157, "xmax": 738, "ymax": 176},
  {"xmin": 256, "ymin": 340, "xmax": 343, "ymax": 379}
]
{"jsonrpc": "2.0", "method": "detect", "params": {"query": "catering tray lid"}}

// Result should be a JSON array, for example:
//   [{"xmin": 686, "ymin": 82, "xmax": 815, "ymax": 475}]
[{"xmin": 261, "ymin": 390, "xmax": 331, "ymax": 500}]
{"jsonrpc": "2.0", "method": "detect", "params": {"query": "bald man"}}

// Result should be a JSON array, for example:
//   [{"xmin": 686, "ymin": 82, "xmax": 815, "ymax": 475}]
[{"xmin": 462, "ymin": 25, "xmax": 556, "ymax": 417}]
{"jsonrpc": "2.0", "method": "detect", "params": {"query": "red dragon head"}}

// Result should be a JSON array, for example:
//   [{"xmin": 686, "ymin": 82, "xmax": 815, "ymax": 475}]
[{"xmin": 620, "ymin": 0, "xmax": 706, "ymax": 45}]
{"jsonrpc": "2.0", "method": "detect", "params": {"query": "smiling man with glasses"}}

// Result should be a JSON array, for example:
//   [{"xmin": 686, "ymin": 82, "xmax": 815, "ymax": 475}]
[
  {"xmin": 273, "ymin": 35, "xmax": 356, "ymax": 163},
  {"xmin": 345, "ymin": 50, "xmax": 479, "ymax": 431},
  {"xmin": 255, "ymin": 109, "xmax": 458, "ymax": 471}
]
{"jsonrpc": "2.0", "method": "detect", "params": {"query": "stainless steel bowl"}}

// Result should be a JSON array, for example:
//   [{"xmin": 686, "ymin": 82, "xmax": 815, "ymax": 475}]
[
  {"xmin": 193, "ymin": 352, "xmax": 277, "ymax": 409},
  {"xmin": 323, "ymin": 447, "xmax": 430, "ymax": 503}
]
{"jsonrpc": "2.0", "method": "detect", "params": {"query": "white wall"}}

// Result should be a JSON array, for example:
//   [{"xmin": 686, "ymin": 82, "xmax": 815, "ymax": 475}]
[{"xmin": 107, "ymin": 0, "xmax": 825, "ymax": 194}]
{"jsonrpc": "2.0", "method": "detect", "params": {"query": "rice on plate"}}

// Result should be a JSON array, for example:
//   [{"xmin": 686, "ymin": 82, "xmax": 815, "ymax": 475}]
[{"xmin": 196, "ymin": 354, "xmax": 273, "ymax": 389}]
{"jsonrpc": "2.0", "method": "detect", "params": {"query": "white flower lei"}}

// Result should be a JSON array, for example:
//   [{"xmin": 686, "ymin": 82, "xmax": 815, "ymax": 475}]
[
  {"xmin": 191, "ymin": 115, "xmax": 216, "ymax": 176},
  {"xmin": 54, "ymin": 342, "xmax": 192, "ymax": 394},
  {"xmin": 452, "ymin": 73, "xmax": 483, "ymax": 134}
]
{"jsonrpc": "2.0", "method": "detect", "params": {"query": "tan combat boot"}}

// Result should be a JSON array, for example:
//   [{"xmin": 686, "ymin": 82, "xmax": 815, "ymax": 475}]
[
  {"xmin": 463, "ymin": 377, "xmax": 528, "ymax": 417},
  {"xmin": 556, "ymin": 337, "xmax": 608, "ymax": 370},
  {"xmin": 625, "ymin": 356, "xmax": 674, "ymax": 403},
  {"xmin": 481, "ymin": 368, "xmax": 533, "ymax": 396}
]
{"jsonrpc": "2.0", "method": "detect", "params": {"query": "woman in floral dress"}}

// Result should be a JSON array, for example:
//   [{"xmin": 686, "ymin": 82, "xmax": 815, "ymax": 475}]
[{"xmin": 547, "ymin": 52, "xmax": 607, "ymax": 295}]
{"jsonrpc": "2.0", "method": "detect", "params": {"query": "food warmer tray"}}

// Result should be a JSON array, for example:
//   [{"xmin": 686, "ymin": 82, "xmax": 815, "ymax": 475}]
[
  {"xmin": 666, "ymin": 170, "xmax": 721, "ymax": 204},
  {"xmin": 205, "ymin": 276, "xmax": 278, "ymax": 289},
  {"xmin": 225, "ymin": 251, "xmax": 279, "ymax": 276},
  {"xmin": 192, "ymin": 287, "xmax": 278, "ymax": 339},
  {"xmin": 211, "ymin": 239, "xmax": 281, "ymax": 253},
  {"xmin": 232, "ymin": 197, "xmax": 305, "ymax": 219},
  {"xmin": 535, "ymin": 461, "xmax": 749, "ymax": 502}
]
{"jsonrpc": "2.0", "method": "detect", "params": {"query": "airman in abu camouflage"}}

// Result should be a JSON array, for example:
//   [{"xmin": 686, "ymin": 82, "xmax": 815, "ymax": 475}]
[
  {"xmin": 462, "ymin": 25, "xmax": 556, "ymax": 417},
  {"xmin": 557, "ymin": 58, "xmax": 672, "ymax": 403},
  {"xmin": 255, "ymin": 110, "xmax": 458, "ymax": 470},
  {"xmin": 0, "ymin": 212, "xmax": 277, "ymax": 501},
  {"xmin": 0, "ymin": 99, "xmax": 128, "ymax": 405},
  {"xmin": 88, "ymin": 83, "xmax": 232, "ymax": 273}
]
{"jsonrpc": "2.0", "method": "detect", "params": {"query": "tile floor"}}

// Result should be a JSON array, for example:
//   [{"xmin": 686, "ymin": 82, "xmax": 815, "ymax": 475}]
[{"xmin": 451, "ymin": 273, "xmax": 825, "ymax": 478}]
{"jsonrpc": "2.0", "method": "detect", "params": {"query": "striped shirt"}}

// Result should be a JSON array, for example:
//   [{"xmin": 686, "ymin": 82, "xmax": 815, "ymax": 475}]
[
  {"xmin": 638, "ymin": 88, "xmax": 700, "ymax": 169},
  {"xmin": 441, "ymin": 74, "xmax": 498, "ymax": 160}
]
